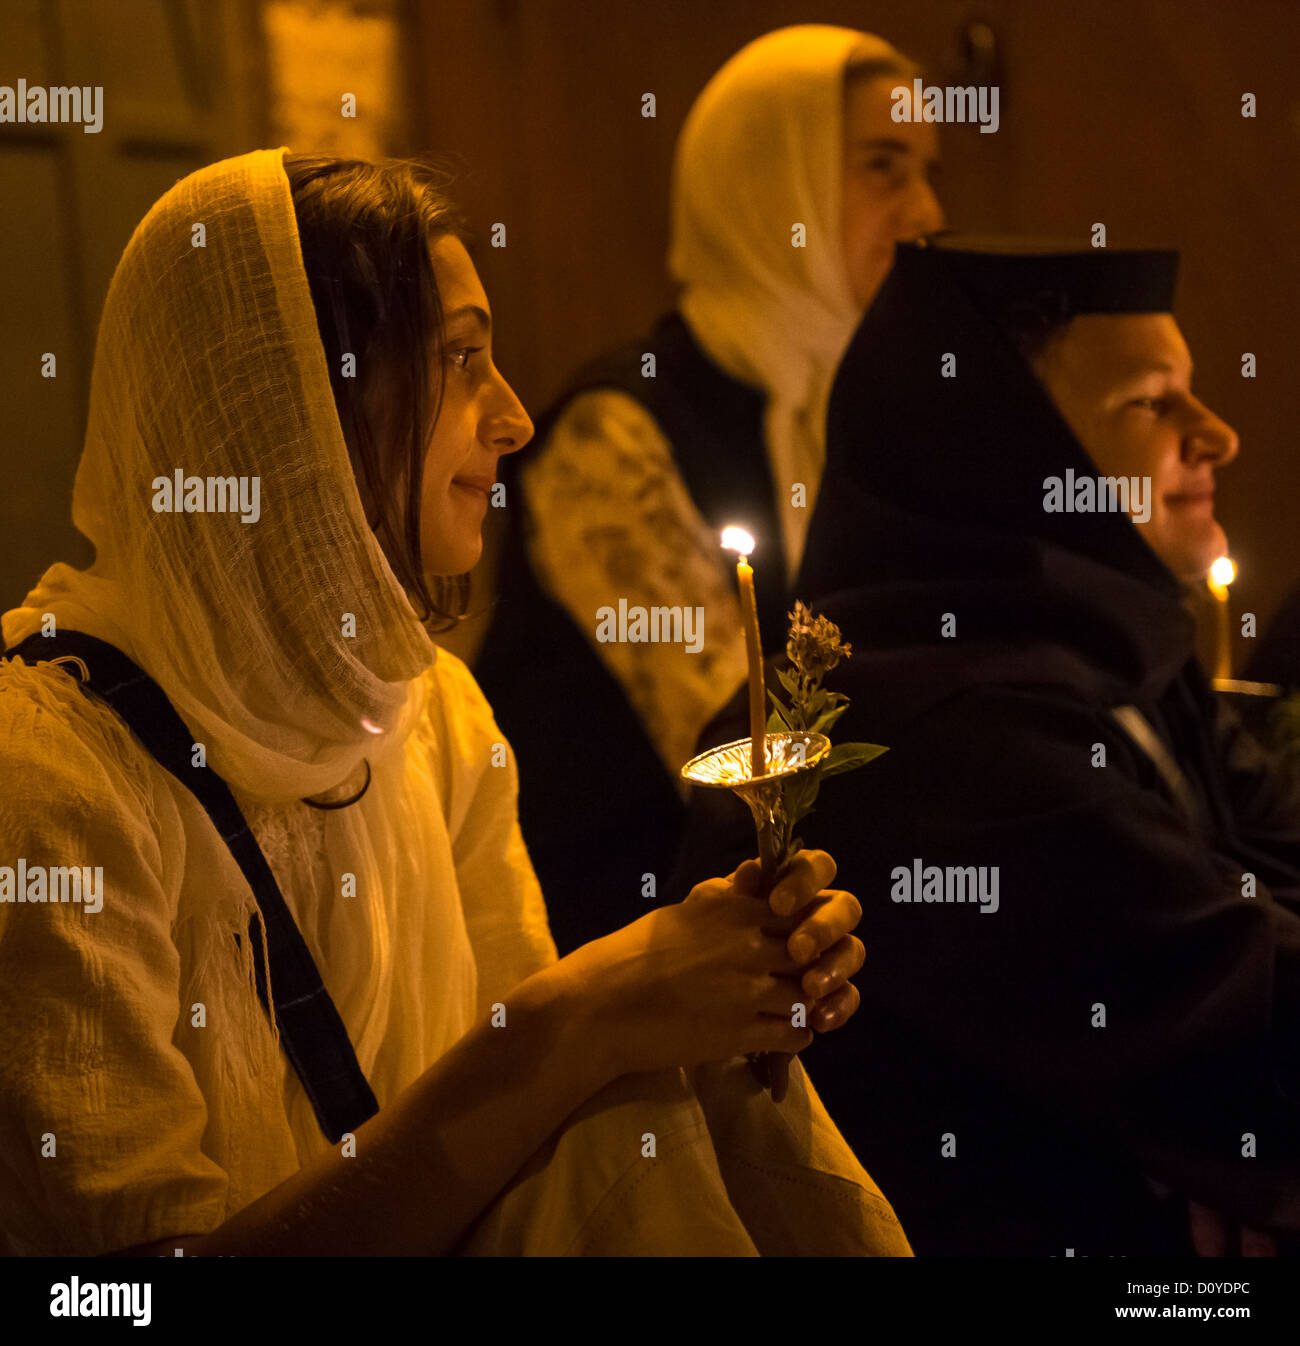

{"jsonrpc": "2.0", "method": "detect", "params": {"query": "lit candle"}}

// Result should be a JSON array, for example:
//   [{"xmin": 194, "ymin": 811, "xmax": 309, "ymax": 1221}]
[
  {"xmin": 721, "ymin": 526, "xmax": 786, "ymax": 1103},
  {"xmin": 1207, "ymin": 555, "xmax": 1236, "ymax": 682},
  {"xmin": 722, "ymin": 526, "xmax": 766, "ymax": 780}
]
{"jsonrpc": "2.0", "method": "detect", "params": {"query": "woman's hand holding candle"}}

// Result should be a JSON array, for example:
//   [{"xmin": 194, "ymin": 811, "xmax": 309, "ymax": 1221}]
[
  {"xmin": 547, "ymin": 848, "xmax": 863, "ymax": 1081},
  {"xmin": 731, "ymin": 849, "xmax": 865, "ymax": 1033}
]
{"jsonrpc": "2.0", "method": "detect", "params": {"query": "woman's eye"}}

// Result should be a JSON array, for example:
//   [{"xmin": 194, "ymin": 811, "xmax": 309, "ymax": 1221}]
[
  {"xmin": 1130, "ymin": 396, "xmax": 1167, "ymax": 413},
  {"xmin": 857, "ymin": 155, "xmax": 909, "ymax": 190},
  {"xmin": 449, "ymin": 346, "xmax": 483, "ymax": 371}
]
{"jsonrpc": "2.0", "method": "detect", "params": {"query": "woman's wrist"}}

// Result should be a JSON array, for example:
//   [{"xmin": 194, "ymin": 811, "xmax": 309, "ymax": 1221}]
[{"xmin": 514, "ymin": 957, "xmax": 621, "ymax": 1098}]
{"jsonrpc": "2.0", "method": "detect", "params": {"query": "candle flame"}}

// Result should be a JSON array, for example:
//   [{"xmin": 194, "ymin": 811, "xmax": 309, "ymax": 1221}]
[
  {"xmin": 721, "ymin": 525, "xmax": 755, "ymax": 556},
  {"xmin": 1209, "ymin": 556, "xmax": 1236, "ymax": 589}
]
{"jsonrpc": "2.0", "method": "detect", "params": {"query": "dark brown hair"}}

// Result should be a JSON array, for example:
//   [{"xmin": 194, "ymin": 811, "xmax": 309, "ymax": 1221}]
[{"xmin": 284, "ymin": 153, "xmax": 470, "ymax": 631}]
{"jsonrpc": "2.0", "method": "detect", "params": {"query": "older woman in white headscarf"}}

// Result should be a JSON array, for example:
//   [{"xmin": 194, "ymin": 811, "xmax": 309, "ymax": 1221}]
[
  {"xmin": 0, "ymin": 148, "xmax": 908, "ymax": 1256},
  {"xmin": 476, "ymin": 25, "xmax": 944, "ymax": 955}
]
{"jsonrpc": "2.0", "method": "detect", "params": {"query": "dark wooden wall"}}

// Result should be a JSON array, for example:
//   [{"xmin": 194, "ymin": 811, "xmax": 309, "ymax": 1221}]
[
  {"xmin": 0, "ymin": 0, "xmax": 267, "ymax": 618},
  {"xmin": 415, "ymin": 0, "xmax": 1300, "ymax": 670}
]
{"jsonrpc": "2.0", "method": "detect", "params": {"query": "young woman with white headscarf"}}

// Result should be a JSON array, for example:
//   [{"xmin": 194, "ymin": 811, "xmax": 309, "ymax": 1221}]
[
  {"xmin": 0, "ymin": 148, "xmax": 909, "ymax": 1256},
  {"xmin": 475, "ymin": 25, "xmax": 944, "ymax": 956}
]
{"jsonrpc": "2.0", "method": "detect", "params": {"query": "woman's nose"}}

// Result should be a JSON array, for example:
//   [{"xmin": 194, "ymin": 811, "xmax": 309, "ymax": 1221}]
[
  {"xmin": 899, "ymin": 180, "xmax": 945, "ymax": 242},
  {"xmin": 1188, "ymin": 403, "xmax": 1239, "ymax": 467},
  {"xmin": 915, "ymin": 181, "xmax": 945, "ymax": 236},
  {"xmin": 484, "ymin": 376, "xmax": 533, "ymax": 455}
]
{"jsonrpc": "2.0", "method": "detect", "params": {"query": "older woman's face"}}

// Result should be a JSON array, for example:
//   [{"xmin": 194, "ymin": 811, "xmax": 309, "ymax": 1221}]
[
  {"xmin": 1033, "ymin": 314, "xmax": 1240, "ymax": 582},
  {"xmin": 420, "ymin": 234, "xmax": 533, "ymax": 577},
  {"xmin": 841, "ymin": 74, "xmax": 944, "ymax": 309}
]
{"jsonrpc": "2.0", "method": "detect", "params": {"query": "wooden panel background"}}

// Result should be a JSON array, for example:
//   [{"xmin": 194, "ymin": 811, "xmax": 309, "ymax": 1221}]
[{"xmin": 0, "ymin": 0, "xmax": 269, "ymax": 614}]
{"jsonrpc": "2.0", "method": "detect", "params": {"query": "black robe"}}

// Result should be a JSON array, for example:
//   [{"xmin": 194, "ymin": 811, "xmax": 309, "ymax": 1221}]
[
  {"xmin": 1245, "ymin": 577, "xmax": 1300, "ymax": 689},
  {"xmin": 671, "ymin": 239, "xmax": 1300, "ymax": 1255}
]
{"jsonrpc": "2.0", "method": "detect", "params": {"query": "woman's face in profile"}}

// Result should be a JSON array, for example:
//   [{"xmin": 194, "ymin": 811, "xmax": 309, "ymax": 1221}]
[
  {"xmin": 420, "ymin": 234, "xmax": 533, "ymax": 577},
  {"xmin": 840, "ymin": 73, "xmax": 944, "ymax": 310},
  {"xmin": 1031, "ymin": 313, "xmax": 1240, "ymax": 583}
]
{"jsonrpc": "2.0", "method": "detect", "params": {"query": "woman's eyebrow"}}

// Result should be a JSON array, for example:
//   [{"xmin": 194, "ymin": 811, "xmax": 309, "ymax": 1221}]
[
  {"xmin": 444, "ymin": 303, "xmax": 492, "ymax": 334},
  {"xmin": 1124, "ymin": 359, "xmax": 1193, "ymax": 381},
  {"xmin": 1112, "ymin": 360, "xmax": 1193, "ymax": 396}
]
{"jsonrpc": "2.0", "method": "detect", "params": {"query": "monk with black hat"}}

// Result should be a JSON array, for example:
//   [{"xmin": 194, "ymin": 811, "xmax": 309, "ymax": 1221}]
[{"xmin": 672, "ymin": 235, "xmax": 1300, "ymax": 1256}]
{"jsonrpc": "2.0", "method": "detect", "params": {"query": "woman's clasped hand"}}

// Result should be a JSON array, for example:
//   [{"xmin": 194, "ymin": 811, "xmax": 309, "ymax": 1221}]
[{"xmin": 550, "ymin": 848, "xmax": 865, "ymax": 1079}]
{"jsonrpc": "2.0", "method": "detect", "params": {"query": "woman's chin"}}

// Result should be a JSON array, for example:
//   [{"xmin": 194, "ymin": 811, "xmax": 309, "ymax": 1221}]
[
  {"xmin": 425, "ymin": 535, "xmax": 482, "ymax": 577},
  {"xmin": 1192, "ymin": 520, "xmax": 1229, "ymax": 577},
  {"xmin": 1167, "ymin": 528, "xmax": 1228, "ymax": 584}
]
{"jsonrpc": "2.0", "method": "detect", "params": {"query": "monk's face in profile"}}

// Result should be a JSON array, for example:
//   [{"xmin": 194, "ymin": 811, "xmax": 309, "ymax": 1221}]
[
  {"xmin": 841, "ymin": 73, "xmax": 944, "ymax": 311},
  {"xmin": 420, "ymin": 234, "xmax": 533, "ymax": 576},
  {"xmin": 1031, "ymin": 313, "xmax": 1239, "ymax": 583}
]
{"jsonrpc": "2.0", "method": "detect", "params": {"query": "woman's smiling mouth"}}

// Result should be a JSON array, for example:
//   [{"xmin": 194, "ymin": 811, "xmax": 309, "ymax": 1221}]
[
  {"xmin": 452, "ymin": 476, "xmax": 493, "ymax": 504},
  {"xmin": 1165, "ymin": 489, "xmax": 1214, "ymax": 509}
]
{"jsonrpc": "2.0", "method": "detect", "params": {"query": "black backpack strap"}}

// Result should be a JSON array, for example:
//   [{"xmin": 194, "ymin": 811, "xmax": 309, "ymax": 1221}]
[{"xmin": 2, "ymin": 629, "xmax": 379, "ymax": 1143}]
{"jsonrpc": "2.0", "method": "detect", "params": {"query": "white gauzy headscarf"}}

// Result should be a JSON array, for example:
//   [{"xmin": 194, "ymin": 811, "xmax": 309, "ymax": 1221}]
[
  {"xmin": 2, "ymin": 147, "xmax": 436, "ymax": 807},
  {"xmin": 669, "ymin": 25, "xmax": 908, "ymax": 583},
  {"xmin": 1, "ymin": 149, "xmax": 490, "ymax": 1158}
]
